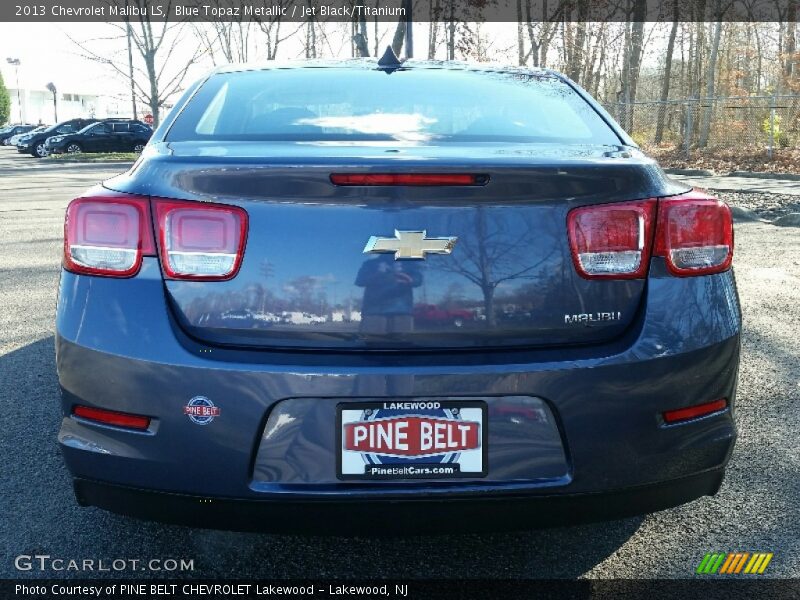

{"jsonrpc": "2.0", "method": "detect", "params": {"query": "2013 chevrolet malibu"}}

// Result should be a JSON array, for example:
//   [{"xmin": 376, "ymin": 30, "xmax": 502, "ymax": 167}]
[{"xmin": 56, "ymin": 55, "xmax": 740, "ymax": 534}]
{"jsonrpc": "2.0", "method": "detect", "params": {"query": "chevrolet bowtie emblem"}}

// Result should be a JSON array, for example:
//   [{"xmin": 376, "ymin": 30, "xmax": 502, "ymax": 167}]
[{"xmin": 363, "ymin": 230, "xmax": 458, "ymax": 260}]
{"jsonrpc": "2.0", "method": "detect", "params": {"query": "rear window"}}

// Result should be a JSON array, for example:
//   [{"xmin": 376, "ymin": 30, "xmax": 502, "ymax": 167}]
[{"xmin": 167, "ymin": 68, "xmax": 621, "ymax": 144}]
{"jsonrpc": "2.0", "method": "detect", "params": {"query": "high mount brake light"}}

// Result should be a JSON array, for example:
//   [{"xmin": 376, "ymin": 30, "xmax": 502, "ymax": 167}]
[
  {"xmin": 567, "ymin": 190, "xmax": 733, "ymax": 280},
  {"xmin": 155, "ymin": 200, "xmax": 248, "ymax": 281},
  {"xmin": 64, "ymin": 195, "xmax": 154, "ymax": 277},
  {"xmin": 64, "ymin": 193, "xmax": 248, "ymax": 280},
  {"xmin": 330, "ymin": 173, "xmax": 488, "ymax": 186},
  {"xmin": 567, "ymin": 200, "xmax": 657, "ymax": 279}
]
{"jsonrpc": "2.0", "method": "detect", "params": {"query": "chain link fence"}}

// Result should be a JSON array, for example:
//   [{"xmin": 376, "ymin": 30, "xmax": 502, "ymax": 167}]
[{"xmin": 603, "ymin": 95, "xmax": 800, "ymax": 159}]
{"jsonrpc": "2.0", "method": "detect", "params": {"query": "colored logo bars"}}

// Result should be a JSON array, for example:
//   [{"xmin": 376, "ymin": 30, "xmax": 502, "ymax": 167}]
[{"xmin": 696, "ymin": 552, "xmax": 774, "ymax": 575}]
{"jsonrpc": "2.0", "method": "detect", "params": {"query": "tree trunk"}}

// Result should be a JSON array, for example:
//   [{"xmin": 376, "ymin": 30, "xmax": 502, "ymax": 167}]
[
  {"xmin": 567, "ymin": 0, "xmax": 589, "ymax": 83},
  {"xmin": 390, "ymin": 17, "xmax": 406, "ymax": 56},
  {"xmin": 145, "ymin": 52, "xmax": 159, "ymax": 127},
  {"xmin": 428, "ymin": 0, "xmax": 439, "ymax": 59},
  {"xmin": 482, "ymin": 285, "xmax": 496, "ymax": 328},
  {"xmin": 517, "ymin": 0, "xmax": 525, "ymax": 65},
  {"xmin": 786, "ymin": 0, "xmax": 797, "ymax": 78},
  {"xmin": 353, "ymin": 12, "xmax": 369, "ymax": 57},
  {"xmin": 698, "ymin": 19, "xmax": 722, "ymax": 148},
  {"xmin": 524, "ymin": 0, "xmax": 539, "ymax": 67},
  {"xmin": 447, "ymin": 0, "xmax": 456, "ymax": 60},
  {"xmin": 654, "ymin": 16, "xmax": 679, "ymax": 144}
]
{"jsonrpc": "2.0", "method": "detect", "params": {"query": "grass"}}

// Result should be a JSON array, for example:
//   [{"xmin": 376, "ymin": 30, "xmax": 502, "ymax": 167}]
[{"xmin": 47, "ymin": 152, "xmax": 138, "ymax": 162}]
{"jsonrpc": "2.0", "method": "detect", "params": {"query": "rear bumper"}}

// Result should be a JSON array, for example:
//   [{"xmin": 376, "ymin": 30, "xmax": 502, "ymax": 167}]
[
  {"xmin": 56, "ymin": 259, "xmax": 741, "ymax": 529},
  {"xmin": 74, "ymin": 468, "xmax": 725, "ymax": 534}
]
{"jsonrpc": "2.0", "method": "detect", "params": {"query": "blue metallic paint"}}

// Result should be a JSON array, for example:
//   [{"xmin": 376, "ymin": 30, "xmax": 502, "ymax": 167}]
[{"xmin": 55, "ymin": 63, "xmax": 740, "ymax": 529}]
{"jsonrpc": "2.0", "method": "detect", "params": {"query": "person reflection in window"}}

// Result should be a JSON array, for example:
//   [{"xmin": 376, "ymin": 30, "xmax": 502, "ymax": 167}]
[{"xmin": 355, "ymin": 254, "xmax": 422, "ymax": 334}]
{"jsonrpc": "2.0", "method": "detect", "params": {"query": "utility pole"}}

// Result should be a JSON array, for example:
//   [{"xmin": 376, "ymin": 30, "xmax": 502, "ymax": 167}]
[{"xmin": 126, "ymin": 20, "xmax": 137, "ymax": 120}]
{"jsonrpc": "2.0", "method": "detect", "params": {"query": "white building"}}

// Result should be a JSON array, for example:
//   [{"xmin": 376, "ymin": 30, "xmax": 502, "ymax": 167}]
[{"xmin": 7, "ymin": 86, "xmax": 133, "ymax": 125}]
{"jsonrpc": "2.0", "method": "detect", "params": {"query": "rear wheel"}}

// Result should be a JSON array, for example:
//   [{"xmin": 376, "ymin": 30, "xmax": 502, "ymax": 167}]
[
  {"xmin": 66, "ymin": 143, "xmax": 82, "ymax": 154},
  {"xmin": 33, "ymin": 142, "xmax": 49, "ymax": 158},
  {"xmin": 133, "ymin": 143, "xmax": 145, "ymax": 153}
]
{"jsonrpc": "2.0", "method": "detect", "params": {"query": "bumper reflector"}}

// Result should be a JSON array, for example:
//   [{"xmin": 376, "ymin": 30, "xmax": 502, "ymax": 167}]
[
  {"xmin": 663, "ymin": 399, "xmax": 728, "ymax": 424},
  {"xmin": 73, "ymin": 405, "xmax": 151, "ymax": 430}
]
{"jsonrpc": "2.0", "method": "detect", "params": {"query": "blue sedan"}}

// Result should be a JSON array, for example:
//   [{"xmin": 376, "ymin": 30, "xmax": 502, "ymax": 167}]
[{"xmin": 56, "ymin": 53, "xmax": 739, "ymax": 533}]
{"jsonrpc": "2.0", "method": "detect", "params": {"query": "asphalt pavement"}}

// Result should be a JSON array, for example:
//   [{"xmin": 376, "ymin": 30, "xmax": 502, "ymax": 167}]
[{"xmin": 0, "ymin": 146, "xmax": 798, "ymax": 579}]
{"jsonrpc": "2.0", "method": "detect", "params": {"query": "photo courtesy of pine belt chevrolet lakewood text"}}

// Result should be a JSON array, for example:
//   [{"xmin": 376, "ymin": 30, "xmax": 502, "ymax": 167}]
[{"xmin": 55, "ymin": 48, "xmax": 739, "ymax": 534}]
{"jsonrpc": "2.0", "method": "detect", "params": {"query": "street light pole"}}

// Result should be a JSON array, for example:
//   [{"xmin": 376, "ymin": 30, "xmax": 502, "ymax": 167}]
[
  {"xmin": 46, "ymin": 82, "xmax": 58, "ymax": 123},
  {"xmin": 6, "ymin": 58, "xmax": 21, "ymax": 123}
]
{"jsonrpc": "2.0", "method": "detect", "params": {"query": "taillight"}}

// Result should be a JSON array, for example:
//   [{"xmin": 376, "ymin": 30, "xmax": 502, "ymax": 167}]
[
  {"xmin": 567, "ymin": 190, "xmax": 733, "ymax": 280},
  {"xmin": 155, "ymin": 200, "xmax": 248, "ymax": 280},
  {"xmin": 567, "ymin": 200, "xmax": 656, "ymax": 279},
  {"xmin": 654, "ymin": 192, "xmax": 733, "ymax": 276},
  {"xmin": 64, "ymin": 194, "xmax": 154, "ymax": 277},
  {"xmin": 330, "ymin": 173, "xmax": 488, "ymax": 186}
]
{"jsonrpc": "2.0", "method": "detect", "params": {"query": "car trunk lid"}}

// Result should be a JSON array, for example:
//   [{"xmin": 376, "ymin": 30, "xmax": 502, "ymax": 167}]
[{"xmin": 106, "ymin": 141, "xmax": 687, "ymax": 350}]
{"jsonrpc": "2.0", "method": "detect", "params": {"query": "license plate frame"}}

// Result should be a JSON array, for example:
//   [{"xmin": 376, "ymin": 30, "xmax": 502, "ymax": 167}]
[{"xmin": 336, "ymin": 400, "xmax": 488, "ymax": 481}]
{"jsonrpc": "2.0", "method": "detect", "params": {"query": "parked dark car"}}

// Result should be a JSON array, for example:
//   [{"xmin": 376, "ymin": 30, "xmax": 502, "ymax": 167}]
[
  {"xmin": 46, "ymin": 119, "xmax": 152, "ymax": 155},
  {"xmin": 56, "ymin": 55, "xmax": 739, "ymax": 534},
  {"xmin": 17, "ymin": 118, "xmax": 98, "ymax": 157},
  {"xmin": 0, "ymin": 124, "xmax": 36, "ymax": 145},
  {"xmin": 7, "ymin": 125, "xmax": 50, "ymax": 147}
]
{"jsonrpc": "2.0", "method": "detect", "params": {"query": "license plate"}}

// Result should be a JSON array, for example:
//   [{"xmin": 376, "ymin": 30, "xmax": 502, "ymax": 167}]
[{"xmin": 337, "ymin": 400, "xmax": 487, "ymax": 480}]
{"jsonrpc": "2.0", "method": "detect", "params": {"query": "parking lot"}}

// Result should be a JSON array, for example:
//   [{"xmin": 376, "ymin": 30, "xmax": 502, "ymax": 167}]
[{"xmin": 0, "ymin": 144, "xmax": 798, "ymax": 579}]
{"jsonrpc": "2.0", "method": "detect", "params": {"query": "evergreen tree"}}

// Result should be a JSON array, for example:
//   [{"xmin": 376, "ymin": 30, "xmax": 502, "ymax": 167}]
[{"xmin": 0, "ymin": 71, "xmax": 10, "ymax": 125}]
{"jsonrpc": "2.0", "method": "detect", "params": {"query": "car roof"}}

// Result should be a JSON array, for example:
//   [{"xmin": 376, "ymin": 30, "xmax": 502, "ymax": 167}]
[{"xmin": 210, "ymin": 58, "xmax": 559, "ymax": 79}]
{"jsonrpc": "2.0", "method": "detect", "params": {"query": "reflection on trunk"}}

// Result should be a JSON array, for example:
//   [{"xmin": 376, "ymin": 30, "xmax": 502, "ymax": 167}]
[{"xmin": 438, "ymin": 208, "xmax": 556, "ymax": 326}]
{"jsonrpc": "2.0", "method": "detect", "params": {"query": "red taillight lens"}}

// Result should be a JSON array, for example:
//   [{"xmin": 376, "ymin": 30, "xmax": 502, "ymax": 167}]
[
  {"xmin": 330, "ymin": 173, "xmax": 487, "ymax": 186},
  {"xmin": 654, "ymin": 192, "xmax": 733, "ymax": 276},
  {"xmin": 64, "ymin": 194, "xmax": 154, "ymax": 277},
  {"xmin": 73, "ymin": 405, "xmax": 151, "ymax": 430},
  {"xmin": 567, "ymin": 200, "xmax": 656, "ymax": 279},
  {"xmin": 155, "ymin": 200, "xmax": 248, "ymax": 280},
  {"xmin": 663, "ymin": 399, "xmax": 728, "ymax": 424}
]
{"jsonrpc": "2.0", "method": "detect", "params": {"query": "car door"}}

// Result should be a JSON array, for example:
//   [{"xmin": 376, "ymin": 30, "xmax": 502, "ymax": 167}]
[
  {"xmin": 83, "ymin": 123, "xmax": 112, "ymax": 152},
  {"xmin": 109, "ymin": 123, "xmax": 133, "ymax": 151},
  {"xmin": 130, "ymin": 124, "xmax": 152, "ymax": 149}
]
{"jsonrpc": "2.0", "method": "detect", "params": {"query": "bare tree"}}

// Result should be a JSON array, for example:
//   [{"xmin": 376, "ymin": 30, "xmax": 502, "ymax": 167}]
[
  {"xmin": 68, "ymin": 0, "xmax": 204, "ymax": 127},
  {"xmin": 654, "ymin": 4, "xmax": 680, "ymax": 144},
  {"xmin": 438, "ymin": 209, "xmax": 554, "ymax": 327}
]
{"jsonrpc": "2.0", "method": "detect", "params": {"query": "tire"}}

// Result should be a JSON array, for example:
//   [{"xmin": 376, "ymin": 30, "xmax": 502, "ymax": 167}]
[
  {"xmin": 66, "ymin": 143, "xmax": 82, "ymax": 154},
  {"xmin": 33, "ymin": 142, "xmax": 49, "ymax": 158},
  {"xmin": 453, "ymin": 317, "xmax": 464, "ymax": 328},
  {"xmin": 133, "ymin": 143, "xmax": 145, "ymax": 153}
]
